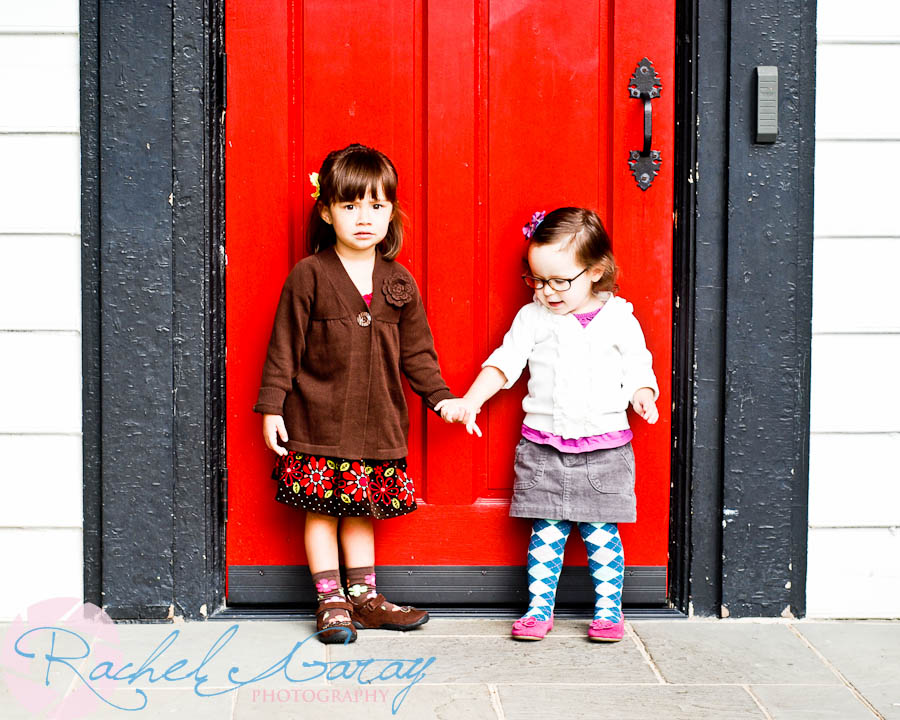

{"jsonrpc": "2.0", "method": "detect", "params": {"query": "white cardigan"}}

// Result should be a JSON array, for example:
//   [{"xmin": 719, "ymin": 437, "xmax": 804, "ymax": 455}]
[{"xmin": 483, "ymin": 296, "xmax": 659, "ymax": 439}]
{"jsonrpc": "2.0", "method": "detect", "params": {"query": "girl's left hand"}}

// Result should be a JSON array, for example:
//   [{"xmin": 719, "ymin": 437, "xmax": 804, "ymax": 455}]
[
  {"xmin": 435, "ymin": 398, "xmax": 483, "ymax": 437},
  {"xmin": 631, "ymin": 388, "xmax": 659, "ymax": 425}
]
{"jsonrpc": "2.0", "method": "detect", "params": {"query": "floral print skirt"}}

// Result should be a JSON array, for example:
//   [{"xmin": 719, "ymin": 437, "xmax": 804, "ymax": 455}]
[{"xmin": 272, "ymin": 452, "xmax": 417, "ymax": 519}]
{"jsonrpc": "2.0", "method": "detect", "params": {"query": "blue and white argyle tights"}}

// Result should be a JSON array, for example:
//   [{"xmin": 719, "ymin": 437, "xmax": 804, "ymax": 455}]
[{"xmin": 523, "ymin": 519, "xmax": 624, "ymax": 623}]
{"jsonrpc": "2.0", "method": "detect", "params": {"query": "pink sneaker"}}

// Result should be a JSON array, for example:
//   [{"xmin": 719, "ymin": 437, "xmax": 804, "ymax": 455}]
[
  {"xmin": 588, "ymin": 618, "xmax": 624, "ymax": 642},
  {"xmin": 511, "ymin": 614, "xmax": 554, "ymax": 641}
]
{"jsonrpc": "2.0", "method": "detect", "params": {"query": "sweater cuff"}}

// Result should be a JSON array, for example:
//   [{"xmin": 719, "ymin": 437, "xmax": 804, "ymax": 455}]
[
  {"xmin": 254, "ymin": 386, "xmax": 287, "ymax": 415},
  {"xmin": 626, "ymin": 378, "xmax": 660, "ymax": 404},
  {"xmin": 424, "ymin": 388, "xmax": 456, "ymax": 412}
]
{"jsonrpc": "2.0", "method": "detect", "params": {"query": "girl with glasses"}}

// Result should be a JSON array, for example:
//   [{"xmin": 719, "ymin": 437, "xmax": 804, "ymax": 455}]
[{"xmin": 437, "ymin": 206, "xmax": 659, "ymax": 642}]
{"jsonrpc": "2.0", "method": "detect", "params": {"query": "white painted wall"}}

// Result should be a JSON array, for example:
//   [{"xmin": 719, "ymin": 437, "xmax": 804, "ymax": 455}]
[
  {"xmin": 807, "ymin": 2, "xmax": 900, "ymax": 617},
  {"xmin": 0, "ymin": 4, "xmax": 83, "ymax": 620}
]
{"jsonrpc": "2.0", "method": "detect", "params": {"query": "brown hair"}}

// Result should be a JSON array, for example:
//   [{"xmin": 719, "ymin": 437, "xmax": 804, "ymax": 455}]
[
  {"xmin": 529, "ymin": 207, "xmax": 618, "ymax": 292},
  {"xmin": 307, "ymin": 144, "xmax": 405, "ymax": 259}
]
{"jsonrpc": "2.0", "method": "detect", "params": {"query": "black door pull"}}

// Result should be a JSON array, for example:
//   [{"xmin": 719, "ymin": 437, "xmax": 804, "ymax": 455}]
[{"xmin": 627, "ymin": 57, "xmax": 662, "ymax": 191}]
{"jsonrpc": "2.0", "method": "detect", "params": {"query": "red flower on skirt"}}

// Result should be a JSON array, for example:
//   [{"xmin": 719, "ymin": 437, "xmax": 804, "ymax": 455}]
[
  {"xmin": 303, "ymin": 457, "xmax": 334, "ymax": 498},
  {"xmin": 368, "ymin": 473, "xmax": 398, "ymax": 507},
  {"xmin": 394, "ymin": 468, "xmax": 415, "ymax": 507},
  {"xmin": 340, "ymin": 462, "xmax": 369, "ymax": 502},
  {"xmin": 281, "ymin": 455, "xmax": 305, "ymax": 488}
]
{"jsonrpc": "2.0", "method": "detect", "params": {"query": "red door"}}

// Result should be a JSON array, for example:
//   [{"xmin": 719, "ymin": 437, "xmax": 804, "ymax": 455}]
[{"xmin": 225, "ymin": 0, "xmax": 674, "ymax": 605}]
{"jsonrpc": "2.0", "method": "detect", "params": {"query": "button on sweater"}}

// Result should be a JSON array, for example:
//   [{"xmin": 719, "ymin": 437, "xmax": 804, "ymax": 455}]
[{"xmin": 254, "ymin": 247, "xmax": 455, "ymax": 459}]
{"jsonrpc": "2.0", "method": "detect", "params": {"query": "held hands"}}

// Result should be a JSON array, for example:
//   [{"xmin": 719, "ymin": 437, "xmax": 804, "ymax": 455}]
[
  {"xmin": 434, "ymin": 398, "xmax": 483, "ymax": 437},
  {"xmin": 437, "ymin": 386, "xmax": 657, "ymax": 434},
  {"xmin": 436, "ymin": 367, "xmax": 504, "ymax": 438},
  {"xmin": 262, "ymin": 413, "xmax": 289, "ymax": 456},
  {"xmin": 631, "ymin": 388, "xmax": 659, "ymax": 424}
]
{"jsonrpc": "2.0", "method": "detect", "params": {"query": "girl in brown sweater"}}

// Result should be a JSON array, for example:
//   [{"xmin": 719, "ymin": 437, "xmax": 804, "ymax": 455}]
[{"xmin": 255, "ymin": 144, "xmax": 457, "ymax": 643}]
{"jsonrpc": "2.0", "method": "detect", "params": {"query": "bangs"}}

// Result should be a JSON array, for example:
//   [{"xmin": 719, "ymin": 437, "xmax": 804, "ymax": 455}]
[
  {"xmin": 530, "ymin": 207, "xmax": 615, "ymax": 284},
  {"xmin": 329, "ymin": 153, "xmax": 398, "ymax": 204},
  {"xmin": 308, "ymin": 144, "xmax": 405, "ymax": 259}
]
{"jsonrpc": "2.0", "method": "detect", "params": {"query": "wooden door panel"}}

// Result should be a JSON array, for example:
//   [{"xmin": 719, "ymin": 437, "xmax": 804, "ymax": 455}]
[
  {"xmin": 610, "ymin": 0, "xmax": 675, "ymax": 563},
  {"xmin": 486, "ymin": 2, "xmax": 609, "ymax": 499},
  {"xmin": 226, "ymin": 0, "xmax": 674, "ymax": 599}
]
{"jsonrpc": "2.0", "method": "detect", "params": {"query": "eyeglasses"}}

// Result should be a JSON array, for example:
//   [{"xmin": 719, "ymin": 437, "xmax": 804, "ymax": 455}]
[{"xmin": 521, "ymin": 268, "xmax": 588, "ymax": 292}]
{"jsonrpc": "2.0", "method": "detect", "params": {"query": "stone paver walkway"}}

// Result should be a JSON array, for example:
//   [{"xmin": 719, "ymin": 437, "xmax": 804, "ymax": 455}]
[{"xmin": 2, "ymin": 616, "xmax": 897, "ymax": 719}]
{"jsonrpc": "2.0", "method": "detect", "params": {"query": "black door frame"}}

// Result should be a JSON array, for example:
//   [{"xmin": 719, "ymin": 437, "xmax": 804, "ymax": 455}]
[
  {"xmin": 81, "ymin": 0, "xmax": 227, "ymax": 620},
  {"xmin": 81, "ymin": 0, "xmax": 815, "ymax": 620}
]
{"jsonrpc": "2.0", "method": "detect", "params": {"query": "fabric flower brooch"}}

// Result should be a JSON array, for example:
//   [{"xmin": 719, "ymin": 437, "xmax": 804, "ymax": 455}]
[
  {"xmin": 522, "ymin": 210, "xmax": 546, "ymax": 238},
  {"xmin": 382, "ymin": 274, "xmax": 414, "ymax": 307}
]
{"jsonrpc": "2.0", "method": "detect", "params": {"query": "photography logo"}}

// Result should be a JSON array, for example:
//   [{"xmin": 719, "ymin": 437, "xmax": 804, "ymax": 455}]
[{"xmin": 2, "ymin": 597, "xmax": 123, "ymax": 719}]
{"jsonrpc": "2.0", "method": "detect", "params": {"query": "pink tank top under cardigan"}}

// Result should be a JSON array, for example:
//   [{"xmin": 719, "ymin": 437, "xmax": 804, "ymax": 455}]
[{"xmin": 521, "ymin": 302, "xmax": 633, "ymax": 453}]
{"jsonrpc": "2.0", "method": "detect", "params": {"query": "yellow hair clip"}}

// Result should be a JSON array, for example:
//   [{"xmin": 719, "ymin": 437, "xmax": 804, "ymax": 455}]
[{"xmin": 309, "ymin": 172, "xmax": 320, "ymax": 199}]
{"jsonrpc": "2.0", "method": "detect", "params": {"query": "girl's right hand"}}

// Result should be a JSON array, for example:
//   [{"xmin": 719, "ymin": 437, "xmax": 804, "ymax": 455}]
[
  {"xmin": 262, "ymin": 414, "xmax": 289, "ymax": 456},
  {"xmin": 435, "ymin": 398, "xmax": 483, "ymax": 437}
]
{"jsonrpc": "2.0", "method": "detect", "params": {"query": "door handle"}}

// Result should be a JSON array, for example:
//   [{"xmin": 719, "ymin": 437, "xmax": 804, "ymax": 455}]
[{"xmin": 627, "ymin": 58, "xmax": 662, "ymax": 191}]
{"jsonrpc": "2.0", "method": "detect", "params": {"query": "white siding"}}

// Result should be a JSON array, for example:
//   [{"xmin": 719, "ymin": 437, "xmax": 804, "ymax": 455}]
[
  {"xmin": 0, "ymin": 135, "xmax": 81, "ymax": 234},
  {"xmin": 0, "ymin": 3, "xmax": 82, "ymax": 619},
  {"xmin": 808, "ymin": 2, "xmax": 900, "ymax": 618},
  {"xmin": 814, "ymin": 143, "xmax": 900, "ymax": 238},
  {"xmin": 0, "ymin": 436, "xmax": 83, "ymax": 527},
  {"xmin": 811, "ymin": 238, "xmax": 900, "ymax": 333},
  {"xmin": 0, "ymin": 4, "xmax": 78, "ymax": 33},
  {"xmin": 809, "ymin": 335, "xmax": 900, "ymax": 434},
  {"xmin": 0, "ymin": 35, "xmax": 79, "ymax": 131},
  {"xmin": 815, "ymin": 45, "xmax": 900, "ymax": 140},
  {"xmin": 0, "ymin": 529, "xmax": 83, "ymax": 621},
  {"xmin": 807, "ymin": 528, "xmax": 900, "ymax": 618},
  {"xmin": 0, "ymin": 333, "xmax": 82, "ymax": 434},
  {"xmin": 0, "ymin": 236, "xmax": 81, "ymax": 330},
  {"xmin": 808, "ymin": 434, "xmax": 900, "ymax": 527},
  {"xmin": 817, "ymin": 0, "xmax": 900, "ymax": 43}
]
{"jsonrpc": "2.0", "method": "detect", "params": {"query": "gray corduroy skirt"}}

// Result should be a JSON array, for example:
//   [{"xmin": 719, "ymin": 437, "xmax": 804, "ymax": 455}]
[{"xmin": 509, "ymin": 438, "xmax": 637, "ymax": 523}]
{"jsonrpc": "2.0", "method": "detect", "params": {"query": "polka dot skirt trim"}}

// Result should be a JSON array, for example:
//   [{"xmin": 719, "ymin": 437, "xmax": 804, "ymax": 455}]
[{"xmin": 272, "ymin": 452, "xmax": 417, "ymax": 519}]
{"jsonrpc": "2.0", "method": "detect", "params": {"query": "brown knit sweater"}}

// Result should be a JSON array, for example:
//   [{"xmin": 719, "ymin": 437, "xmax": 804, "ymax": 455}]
[{"xmin": 253, "ymin": 246, "xmax": 455, "ymax": 459}]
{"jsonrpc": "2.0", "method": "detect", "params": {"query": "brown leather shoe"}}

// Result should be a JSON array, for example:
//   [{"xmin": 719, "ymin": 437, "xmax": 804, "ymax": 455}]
[
  {"xmin": 351, "ymin": 593, "xmax": 429, "ymax": 631},
  {"xmin": 315, "ymin": 598, "xmax": 357, "ymax": 644}
]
